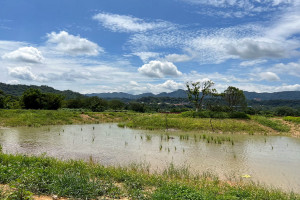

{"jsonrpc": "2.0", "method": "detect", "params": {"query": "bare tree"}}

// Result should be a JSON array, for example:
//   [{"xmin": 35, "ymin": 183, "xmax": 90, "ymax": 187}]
[{"xmin": 186, "ymin": 80, "xmax": 216, "ymax": 111}]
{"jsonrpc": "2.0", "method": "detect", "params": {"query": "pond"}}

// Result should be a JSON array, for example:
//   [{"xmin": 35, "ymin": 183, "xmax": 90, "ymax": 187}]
[{"xmin": 0, "ymin": 123, "xmax": 299, "ymax": 192}]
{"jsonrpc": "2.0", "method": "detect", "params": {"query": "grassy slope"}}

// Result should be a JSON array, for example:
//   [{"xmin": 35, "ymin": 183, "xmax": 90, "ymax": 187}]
[{"xmin": 0, "ymin": 153, "xmax": 298, "ymax": 200}]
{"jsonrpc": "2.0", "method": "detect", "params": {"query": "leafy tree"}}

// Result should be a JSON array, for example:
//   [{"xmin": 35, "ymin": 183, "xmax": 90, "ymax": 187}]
[
  {"xmin": 274, "ymin": 106, "xmax": 296, "ymax": 116},
  {"xmin": 186, "ymin": 80, "xmax": 216, "ymax": 111},
  {"xmin": 128, "ymin": 102, "xmax": 146, "ymax": 113},
  {"xmin": 21, "ymin": 89, "xmax": 63, "ymax": 110},
  {"xmin": 222, "ymin": 86, "xmax": 246, "ymax": 111},
  {"xmin": 85, "ymin": 96, "xmax": 108, "ymax": 112},
  {"xmin": 21, "ymin": 88, "xmax": 43, "ymax": 109},
  {"xmin": 66, "ymin": 98, "xmax": 85, "ymax": 109},
  {"xmin": 108, "ymin": 99, "xmax": 125, "ymax": 110},
  {"xmin": 0, "ymin": 90, "xmax": 5, "ymax": 108},
  {"xmin": 42, "ymin": 93, "xmax": 64, "ymax": 110}
]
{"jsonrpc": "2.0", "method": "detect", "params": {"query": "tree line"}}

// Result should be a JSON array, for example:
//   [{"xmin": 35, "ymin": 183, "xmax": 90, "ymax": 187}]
[{"xmin": 1, "ymin": 84, "xmax": 299, "ymax": 117}]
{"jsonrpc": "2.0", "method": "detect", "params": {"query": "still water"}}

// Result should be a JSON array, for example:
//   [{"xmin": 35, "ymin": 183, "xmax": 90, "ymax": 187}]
[{"xmin": 0, "ymin": 123, "xmax": 299, "ymax": 192}]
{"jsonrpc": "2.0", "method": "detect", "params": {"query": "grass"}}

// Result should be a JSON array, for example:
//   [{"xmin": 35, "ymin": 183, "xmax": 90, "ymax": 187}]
[
  {"xmin": 0, "ymin": 153, "xmax": 298, "ymax": 200},
  {"xmin": 0, "ymin": 109, "xmax": 82, "ymax": 127},
  {"xmin": 0, "ymin": 109, "xmax": 136, "ymax": 127},
  {"xmin": 0, "ymin": 109, "xmax": 293, "ymax": 135},
  {"xmin": 252, "ymin": 116, "xmax": 290, "ymax": 132},
  {"xmin": 125, "ymin": 113, "xmax": 268, "ymax": 134},
  {"xmin": 284, "ymin": 116, "xmax": 300, "ymax": 124}
]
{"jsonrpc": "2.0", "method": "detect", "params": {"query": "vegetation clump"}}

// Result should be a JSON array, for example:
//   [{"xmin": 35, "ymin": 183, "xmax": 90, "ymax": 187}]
[{"xmin": 0, "ymin": 153, "xmax": 298, "ymax": 200}]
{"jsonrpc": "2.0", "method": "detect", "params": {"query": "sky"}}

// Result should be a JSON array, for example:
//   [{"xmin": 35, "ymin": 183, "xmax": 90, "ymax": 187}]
[{"xmin": 0, "ymin": 0, "xmax": 300, "ymax": 94}]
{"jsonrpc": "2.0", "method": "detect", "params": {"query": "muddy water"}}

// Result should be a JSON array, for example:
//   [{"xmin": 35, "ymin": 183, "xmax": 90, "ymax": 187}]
[{"xmin": 0, "ymin": 123, "xmax": 299, "ymax": 192}]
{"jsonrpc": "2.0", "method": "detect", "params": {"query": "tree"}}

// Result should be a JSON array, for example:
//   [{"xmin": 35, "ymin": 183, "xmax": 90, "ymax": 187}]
[
  {"xmin": 128, "ymin": 102, "xmax": 146, "ymax": 113},
  {"xmin": 222, "ymin": 86, "xmax": 246, "ymax": 111},
  {"xmin": 21, "ymin": 89, "xmax": 63, "ymax": 110},
  {"xmin": 108, "ymin": 99, "xmax": 125, "ymax": 110},
  {"xmin": 186, "ymin": 80, "xmax": 216, "ymax": 111},
  {"xmin": 42, "ymin": 93, "xmax": 64, "ymax": 110},
  {"xmin": 21, "ymin": 88, "xmax": 43, "ymax": 109},
  {"xmin": 85, "ymin": 96, "xmax": 108, "ymax": 112},
  {"xmin": 0, "ymin": 90, "xmax": 5, "ymax": 108}
]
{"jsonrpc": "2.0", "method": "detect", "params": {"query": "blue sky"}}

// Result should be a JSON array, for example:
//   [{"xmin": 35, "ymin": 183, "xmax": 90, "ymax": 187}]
[{"xmin": 0, "ymin": 0, "xmax": 300, "ymax": 94}]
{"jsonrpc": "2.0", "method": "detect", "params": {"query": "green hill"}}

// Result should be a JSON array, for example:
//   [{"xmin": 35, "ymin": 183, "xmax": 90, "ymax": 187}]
[{"xmin": 0, "ymin": 82, "xmax": 84, "ymax": 100}]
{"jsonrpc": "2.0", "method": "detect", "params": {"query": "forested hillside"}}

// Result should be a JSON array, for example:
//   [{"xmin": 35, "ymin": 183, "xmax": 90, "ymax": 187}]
[{"xmin": 0, "ymin": 83, "xmax": 84, "ymax": 100}]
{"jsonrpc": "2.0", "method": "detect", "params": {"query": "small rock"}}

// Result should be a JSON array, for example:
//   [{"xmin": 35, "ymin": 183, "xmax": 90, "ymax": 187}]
[{"xmin": 52, "ymin": 195, "xmax": 58, "ymax": 200}]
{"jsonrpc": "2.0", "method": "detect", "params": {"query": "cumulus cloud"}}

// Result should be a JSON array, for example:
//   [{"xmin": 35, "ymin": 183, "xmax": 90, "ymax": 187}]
[
  {"xmin": 8, "ymin": 66, "xmax": 46, "ymax": 82},
  {"xmin": 258, "ymin": 72, "xmax": 280, "ymax": 81},
  {"xmin": 2, "ymin": 46, "xmax": 44, "ymax": 63},
  {"xmin": 155, "ymin": 80, "xmax": 184, "ymax": 90},
  {"xmin": 138, "ymin": 60, "xmax": 182, "ymax": 78},
  {"xmin": 164, "ymin": 54, "xmax": 191, "ymax": 63},
  {"xmin": 47, "ymin": 31, "xmax": 102, "ymax": 56},
  {"xmin": 93, "ymin": 13, "xmax": 173, "ymax": 32}
]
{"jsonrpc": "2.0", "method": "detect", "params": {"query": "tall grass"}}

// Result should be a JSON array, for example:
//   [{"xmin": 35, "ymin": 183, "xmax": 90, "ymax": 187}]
[
  {"xmin": 125, "ymin": 114, "xmax": 267, "ymax": 134},
  {"xmin": 0, "ymin": 153, "xmax": 297, "ymax": 199},
  {"xmin": 284, "ymin": 116, "xmax": 300, "ymax": 124},
  {"xmin": 0, "ymin": 109, "xmax": 82, "ymax": 127},
  {"xmin": 252, "ymin": 116, "xmax": 290, "ymax": 132}
]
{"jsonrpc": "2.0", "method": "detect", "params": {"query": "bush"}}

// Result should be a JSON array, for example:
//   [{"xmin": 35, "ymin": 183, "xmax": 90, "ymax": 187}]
[
  {"xmin": 274, "ymin": 106, "xmax": 297, "ymax": 116},
  {"xmin": 181, "ymin": 111, "xmax": 249, "ymax": 119},
  {"xmin": 229, "ymin": 112, "xmax": 250, "ymax": 119}
]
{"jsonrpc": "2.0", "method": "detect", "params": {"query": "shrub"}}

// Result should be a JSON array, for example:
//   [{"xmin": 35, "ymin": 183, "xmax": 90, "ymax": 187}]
[{"xmin": 229, "ymin": 112, "xmax": 250, "ymax": 119}]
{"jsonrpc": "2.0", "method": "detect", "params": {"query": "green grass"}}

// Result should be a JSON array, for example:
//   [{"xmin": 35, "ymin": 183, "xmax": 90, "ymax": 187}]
[
  {"xmin": 252, "ymin": 116, "xmax": 290, "ymax": 132},
  {"xmin": 0, "ymin": 109, "xmax": 82, "ymax": 127},
  {"xmin": 0, "ymin": 109, "xmax": 136, "ymax": 127},
  {"xmin": 125, "ymin": 114, "xmax": 267, "ymax": 134},
  {"xmin": 284, "ymin": 116, "xmax": 300, "ymax": 124},
  {"xmin": 0, "ymin": 153, "xmax": 298, "ymax": 200},
  {"xmin": 0, "ymin": 110, "xmax": 292, "ymax": 135}
]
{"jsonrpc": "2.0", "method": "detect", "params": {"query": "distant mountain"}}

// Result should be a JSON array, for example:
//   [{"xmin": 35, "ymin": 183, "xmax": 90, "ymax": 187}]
[
  {"xmin": 86, "ymin": 89, "xmax": 188, "ymax": 99},
  {"xmin": 244, "ymin": 91, "xmax": 300, "ymax": 100},
  {"xmin": 2, "ymin": 82, "xmax": 300, "ymax": 101},
  {"xmin": 87, "ymin": 89, "xmax": 300, "ymax": 100},
  {"xmin": 86, "ymin": 92, "xmax": 137, "ymax": 99},
  {"xmin": 0, "ymin": 82, "xmax": 84, "ymax": 100}
]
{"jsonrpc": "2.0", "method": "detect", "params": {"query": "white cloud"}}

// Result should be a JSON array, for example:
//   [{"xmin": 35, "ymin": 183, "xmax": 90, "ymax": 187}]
[
  {"xmin": 270, "ymin": 61, "xmax": 300, "ymax": 77},
  {"xmin": 7, "ymin": 80, "xmax": 20, "ymax": 84},
  {"xmin": 129, "ymin": 81, "xmax": 139, "ymax": 86},
  {"xmin": 157, "ymin": 80, "xmax": 184, "ymax": 90},
  {"xmin": 146, "ymin": 80, "xmax": 184, "ymax": 94},
  {"xmin": 138, "ymin": 60, "xmax": 182, "ymax": 78},
  {"xmin": 0, "ymin": 41, "xmax": 28, "ymax": 55},
  {"xmin": 93, "ymin": 13, "xmax": 173, "ymax": 32},
  {"xmin": 225, "ymin": 39, "xmax": 286, "ymax": 59},
  {"xmin": 182, "ymin": 0, "xmax": 293, "ymax": 17},
  {"xmin": 164, "ymin": 54, "xmax": 191, "ymax": 63},
  {"xmin": 46, "ymin": 31, "xmax": 102, "ymax": 56},
  {"xmin": 277, "ymin": 84, "xmax": 300, "ymax": 91},
  {"xmin": 258, "ymin": 72, "xmax": 280, "ymax": 81},
  {"xmin": 267, "ymin": 7, "xmax": 300, "ymax": 40},
  {"xmin": 240, "ymin": 59, "xmax": 267, "ymax": 66},
  {"xmin": 133, "ymin": 52, "xmax": 160, "ymax": 62},
  {"xmin": 8, "ymin": 66, "xmax": 46, "ymax": 82},
  {"xmin": 2, "ymin": 46, "xmax": 44, "ymax": 63}
]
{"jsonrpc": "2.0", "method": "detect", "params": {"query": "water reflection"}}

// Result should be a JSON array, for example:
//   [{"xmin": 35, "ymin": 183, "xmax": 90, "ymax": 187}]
[{"xmin": 0, "ymin": 123, "xmax": 299, "ymax": 192}]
